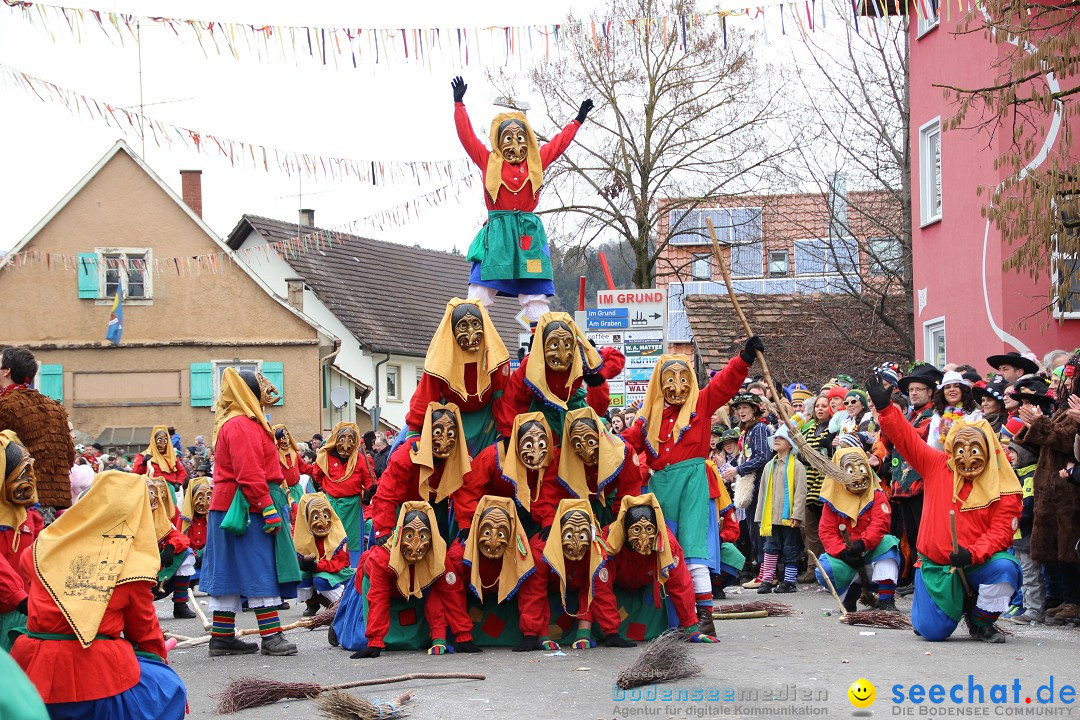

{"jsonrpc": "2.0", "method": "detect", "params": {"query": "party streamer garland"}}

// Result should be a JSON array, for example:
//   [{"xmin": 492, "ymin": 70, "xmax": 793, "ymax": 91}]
[{"xmin": 0, "ymin": 61, "xmax": 474, "ymax": 187}]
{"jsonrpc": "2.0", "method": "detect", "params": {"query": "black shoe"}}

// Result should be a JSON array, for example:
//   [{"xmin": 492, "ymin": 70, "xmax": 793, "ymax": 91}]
[
  {"xmin": 774, "ymin": 581, "xmax": 796, "ymax": 594},
  {"xmin": 972, "ymin": 623, "xmax": 1006, "ymax": 643},
  {"xmin": 303, "ymin": 601, "xmax": 321, "ymax": 617},
  {"xmin": 277, "ymin": 601, "xmax": 291, "ymax": 611},
  {"xmin": 712, "ymin": 587, "xmax": 727, "ymax": 600},
  {"xmin": 757, "ymin": 582, "xmax": 775, "ymax": 594},
  {"xmin": 896, "ymin": 582, "xmax": 915, "ymax": 597},
  {"xmin": 696, "ymin": 605, "xmax": 716, "ymax": 636},
  {"xmin": 843, "ymin": 589, "xmax": 859, "ymax": 613},
  {"xmin": 876, "ymin": 598, "xmax": 900, "ymax": 613},
  {"xmin": 454, "ymin": 640, "xmax": 484, "ymax": 653},
  {"xmin": 208, "ymin": 635, "xmax": 259, "ymax": 656},
  {"xmin": 173, "ymin": 602, "xmax": 197, "ymax": 619},
  {"xmin": 260, "ymin": 631, "xmax": 298, "ymax": 656},
  {"xmin": 328, "ymin": 626, "xmax": 339, "ymax": 647}
]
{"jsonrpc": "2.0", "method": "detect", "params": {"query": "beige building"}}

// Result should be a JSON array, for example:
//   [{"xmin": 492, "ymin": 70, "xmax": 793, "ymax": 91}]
[{"xmin": 0, "ymin": 140, "xmax": 358, "ymax": 451}]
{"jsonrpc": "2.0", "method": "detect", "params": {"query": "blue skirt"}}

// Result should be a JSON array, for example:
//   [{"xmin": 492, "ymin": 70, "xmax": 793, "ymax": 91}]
[
  {"xmin": 332, "ymin": 580, "xmax": 368, "ymax": 652},
  {"xmin": 201, "ymin": 510, "xmax": 298, "ymax": 599},
  {"xmin": 469, "ymin": 262, "xmax": 554, "ymax": 297},
  {"xmin": 45, "ymin": 656, "xmax": 186, "ymax": 720}
]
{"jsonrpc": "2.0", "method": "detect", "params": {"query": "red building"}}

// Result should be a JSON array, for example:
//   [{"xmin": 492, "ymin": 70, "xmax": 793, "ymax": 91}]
[{"xmin": 908, "ymin": 3, "xmax": 1080, "ymax": 371}]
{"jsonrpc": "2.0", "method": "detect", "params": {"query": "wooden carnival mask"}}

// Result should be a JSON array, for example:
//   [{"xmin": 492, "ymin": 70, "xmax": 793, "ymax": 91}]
[
  {"xmin": 146, "ymin": 478, "xmax": 161, "ymax": 511},
  {"xmin": 451, "ymin": 304, "xmax": 484, "ymax": 354},
  {"xmin": 560, "ymin": 509, "xmax": 592, "ymax": 562},
  {"xmin": 660, "ymin": 359, "xmax": 693, "ymax": 406},
  {"xmin": 306, "ymin": 498, "xmax": 334, "ymax": 539},
  {"xmin": 498, "ymin": 119, "xmax": 529, "ymax": 165},
  {"xmin": 276, "ymin": 427, "xmax": 292, "ymax": 451},
  {"xmin": 568, "ymin": 418, "xmax": 600, "ymax": 467},
  {"xmin": 334, "ymin": 428, "xmax": 358, "ymax": 459},
  {"xmin": 4, "ymin": 444, "xmax": 35, "ymax": 507},
  {"xmin": 477, "ymin": 506, "xmax": 512, "ymax": 560},
  {"xmin": 952, "ymin": 426, "xmax": 989, "ymax": 482},
  {"xmin": 257, "ymin": 373, "xmax": 281, "ymax": 407},
  {"xmin": 430, "ymin": 410, "xmax": 459, "ymax": 459},
  {"xmin": 517, "ymin": 420, "xmax": 550, "ymax": 471},
  {"xmin": 192, "ymin": 484, "xmax": 212, "ymax": 517},
  {"xmin": 154, "ymin": 430, "xmax": 170, "ymax": 456},
  {"xmin": 839, "ymin": 452, "xmax": 874, "ymax": 493},
  {"xmin": 400, "ymin": 510, "xmax": 433, "ymax": 564},
  {"xmin": 542, "ymin": 322, "xmax": 575, "ymax": 372}
]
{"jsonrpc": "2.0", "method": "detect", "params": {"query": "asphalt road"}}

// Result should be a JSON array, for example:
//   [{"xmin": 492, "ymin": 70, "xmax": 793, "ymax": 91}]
[{"xmin": 162, "ymin": 586, "xmax": 1080, "ymax": 720}]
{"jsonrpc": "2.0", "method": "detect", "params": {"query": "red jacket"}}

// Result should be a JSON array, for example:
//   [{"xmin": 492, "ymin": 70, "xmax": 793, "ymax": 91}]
[
  {"xmin": 0, "ymin": 509, "xmax": 42, "ymax": 611},
  {"xmin": 623, "ymin": 355, "xmax": 750, "ymax": 470},
  {"xmin": 184, "ymin": 515, "xmax": 207, "ymax": 552},
  {"xmin": 307, "ymin": 537, "xmax": 350, "ymax": 575},
  {"xmin": 720, "ymin": 505, "xmax": 740, "ymax": 544},
  {"xmin": 11, "ymin": 551, "xmax": 167, "ymax": 704},
  {"xmin": 312, "ymin": 454, "xmax": 374, "ymax": 499},
  {"xmin": 370, "ymin": 445, "xmax": 471, "ymax": 541},
  {"xmin": 131, "ymin": 454, "xmax": 187, "ymax": 489},
  {"xmin": 209, "ymin": 416, "xmax": 281, "ymax": 514},
  {"xmin": 281, "ymin": 457, "xmax": 313, "ymax": 487},
  {"xmin": 517, "ymin": 535, "xmax": 621, "ymax": 638},
  {"xmin": 158, "ymin": 527, "xmax": 190, "ymax": 556},
  {"xmin": 607, "ymin": 527, "xmax": 696, "ymax": 628},
  {"xmin": 533, "ymin": 443, "xmax": 642, "ymax": 530},
  {"xmin": 455, "ymin": 442, "xmax": 558, "ymax": 526},
  {"xmin": 407, "ymin": 364, "xmax": 510, "ymax": 433},
  {"xmin": 359, "ymin": 544, "xmax": 472, "ymax": 648},
  {"xmin": 877, "ymin": 404, "xmax": 1021, "ymax": 565},
  {"xmin": 819, "ymin": 489, "xmax": 892, "ymax": 558}
]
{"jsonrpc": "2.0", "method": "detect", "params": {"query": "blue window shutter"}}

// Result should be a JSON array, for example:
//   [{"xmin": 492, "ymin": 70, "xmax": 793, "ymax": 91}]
[
  {"xmin": 38, "ymin": 365, "xmax": 63, "ymax": 402},
  {"xmin": 190, "ymin": 363, "xmax": 213, "ymax": 407},
  {"xmin": 261, "ymin": 361, "xmax": 284, "ymax": 406},
  {"xmin": 77, "ymin": 253, "xmax": 99, "ymax": 298}
]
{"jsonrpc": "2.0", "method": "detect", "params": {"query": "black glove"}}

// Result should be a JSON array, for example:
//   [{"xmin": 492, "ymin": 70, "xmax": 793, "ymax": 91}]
[
  {"xmin": 949, "ymin": 546, "xmax": 972, "ymax": 568},
  {"xmin": 451, "ymin": 76, "xmax": 467, "ymax": 103},
  {"xmin": 866, "ymin": 373, "xmax": 893, "ymax": 411},
  {"xmin": 604, "ymin": 633, "xmax": 637, "ymax": 648},
  {"xmin": 583, "ymin": 372, "xmax": 605, "ymax": 387},
  {"xmin": 372, "ymin": 533, "xmax": 390, "ymax": 547},
  {"xmin": 539, "ymin": 526, "xmax": 552, "ymax": 542},
  {"xmin": 576, "ymin": 99, "xmax": 594, "ymax": 124},
  {"xmin": 159, "ymin": 545, "xmax": 175, "ymax": 568},
  {"xmin": 298, "ymin": 555, "xmax": 318, "ymax": 573},
  {"xmin": 15, "ymin": 597, "xmax": 27, "ymax": 616},
  {"xmin": 847, "ymin": 540, "xmax": 866, "ymax": 566},
  {"xmin": 193, "ymin": 554, "xmax": 203, "ymax": 570},
  {"xmin": 362, "ymin": 485, "xmax": 377, "ymax": 504},
  {"xmin": 1067, "ymin": 465, "xmax": 1080, "ymax": 488},
  {"xmin": 512, "ymin": 636, "xmax": 542, "ymax": 652},
  {"xmin": 456, "ymin": 527, "xmax": 470, "ymax": 544},
  {"xmin": 454, "ymin": 640, "xmax": 484, "ymax": 653},
  {"xmin": 739, "ymin": 335, "xmax": 764, "ymax": 365},
  {"xmin": 351, "ymin": 646, "xmax": 381, "ymax": 659}
]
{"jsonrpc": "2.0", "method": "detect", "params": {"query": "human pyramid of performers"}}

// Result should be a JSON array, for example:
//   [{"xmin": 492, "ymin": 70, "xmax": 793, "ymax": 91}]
[{"xmin": 0, "ymin": 76, "xmax": 1027, "ymax": 717}]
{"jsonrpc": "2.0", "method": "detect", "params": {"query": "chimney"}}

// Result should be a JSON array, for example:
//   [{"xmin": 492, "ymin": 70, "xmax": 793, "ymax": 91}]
[
  {"xmin": 180, "ymin": 170, "xmax": 203, "ymax": 219},
  {"xmin": 285, "ymin": 278, "xmax": 304, "ymax": 312},
  {"xmin": 299, "ymin": 208, "xmax": 315, "ymax": 228}
]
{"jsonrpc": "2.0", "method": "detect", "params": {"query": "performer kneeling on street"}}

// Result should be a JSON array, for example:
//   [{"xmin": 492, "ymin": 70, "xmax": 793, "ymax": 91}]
[
  {"xmin": 869, "ymin": 373, "xmax": 1022, "ymax": 643},
  {"xmin": 293, "ymin": 493, "xmax": 354, "ymax": 617},
  {"xmin": 146, "ymin": 477, "xmax": 197, "ymax": 620},
  {"xmin": 815, "ymin": 446, "xmax": 902, "ymax": 612}
]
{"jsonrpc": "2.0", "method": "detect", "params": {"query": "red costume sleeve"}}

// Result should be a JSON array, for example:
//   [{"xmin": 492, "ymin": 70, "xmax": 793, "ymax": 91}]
[
  {"xmin": 610, "ymin": 446, "xmax": 643, "ymax": 511},
  {"xmin": 586, "ymin": 383, "xmax": 610, "ymax": 418},
  {"xmin": 876, "ymin": 404, "xmax": 948, "ymax": 486},
  {"xmin": 425, "ymin": 570, "xmax": 474, "ymax": 642},
  {"xmin": 517, "ymin": 537, "xmax": 552, "ymax": 637},
  {"xmin": 719, "ymin": 506, "xmax": 740, "ymax": 544},
  {"xmin": 664, "ymin": 534, "xmax": 698, "ymax": 629},
  {"xmin": 371, "ymin": 450, "xmax": 413, "ymax": 540},
  {"xmin": 355, "ymin": 453, "xmax": 376, "ymax": 493},
  {"xmin": 162, "ymin": 528, "xmax": 190, "ymax": 554},
  {"xmin": 495, "ymin": 363, "xmax": 530, "ymax": 438},
  {"xmin": 118, "ymin": 582, "xmax": 167, "ymax": 661},
  {"xmin": 407, "ymin": 373, "xmax": 443, "ymax": 433},
  {"xmin": 130, "ymin": 454, "xmax": 149, "ymax": 475},
  {"xmin": 453, "ymin": 445, "xmax": 495, "ymax": 530},
  {"xmin": 858, "ymin": 491, "xmax": 892, "ymax": 552},
  {"xmin": 621, "ymin": 419, "xmax": 646, "ymax": 455},
  {"xmin": 538, "ymin": 119, "xmax": 582, "ymax": 168},
  {"xmin": 454, "ymin": 103, "xmax": 492, "ymax": 169},
  {"xmin": 297, "ymin": 457, "xmax": 313, "ymax": 477},
  {"xmin": 967, "ymin": 493, "xmax": 1023, "ymax": 565},
  {"xmin": 316, "ymin": 545, "xmax": 350, "ymax": 575},
  {"xmin": 223, "ymin": 421, "xmax": 274, "ymax": 512},
  {"xmin": 697, "ymin": 355, "xmax": 752, "ymax": 418},
  {"xmin": 0, "ymin": 550, "xmax": 26, "ymax": 613},
  {"xmin": 582, "ymin": 560, "xmax": 621, "ymax": 636},
  {"xmin": 531, "ymin": 469, "xmax": 562, "ymax": 532},
  {"xmin": 818, "ymin": 503, "xmax": 847, "ymax": 558},
  {"xmin": 363, "ymin": 547, "xmax": 394, "ymax": 648}
]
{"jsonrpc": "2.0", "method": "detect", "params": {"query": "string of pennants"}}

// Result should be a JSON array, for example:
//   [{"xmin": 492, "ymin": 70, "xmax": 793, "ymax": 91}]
[
  {"xmin": 0, "ymin": 177, "xmax": 472, "ymax": 277},
  {"xmin": 0, "ymin": 0, "xmax": 956, "ymax": 71},
  {"xmin": 0, "ymin": 61, "xmax": 475, "ymax": 187}
]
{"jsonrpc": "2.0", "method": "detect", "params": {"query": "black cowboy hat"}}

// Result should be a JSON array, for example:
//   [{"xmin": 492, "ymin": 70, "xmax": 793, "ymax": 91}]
[
  {"xmin": 897, "ymin": 363, "xmax": 944, "ymax": 395},
  {"xmin": 973, "ymin": 375, "xmax": 1009, "ymax": 406},
  {"xmin": 987, "ymin": 351, "xmax": 1040, "ymax": 376},
  {"xmin": 1008, "ymin": 376, "xmax": 1055, "ymax": 409}
]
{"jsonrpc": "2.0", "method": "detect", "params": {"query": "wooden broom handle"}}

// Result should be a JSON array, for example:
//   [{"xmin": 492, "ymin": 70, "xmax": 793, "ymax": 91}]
[{"xmin": 327, "ymin": 673, "xmax": 486, "ymax": 692}]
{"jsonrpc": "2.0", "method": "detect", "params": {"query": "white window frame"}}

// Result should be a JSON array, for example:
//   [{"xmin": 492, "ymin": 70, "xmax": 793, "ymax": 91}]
[
  {"xmin": 919, "ymin": 118, "xmax": 943, "ymax": 227},
  {"xmin": 690, "ymin": 253, "xmax": 712, "ymax": 281},
  {"xmin": 917, "ymin": 0, "xmax": 940, "ymax": 37},
  {"xmin": 416, "ymin": 366, "xmax": 425, "ymax": 387},
  {"xmin": 94, "ymin": 247, "xmax": 153, "ymax": 305},
  {"xmin": 386, "ymin": 364, "xmax": 401, "ymax": 402},
  {"xmin": 768, "ymin": 250, "xmax": 790, "ymax": 278},
  {"xmin": 1052, "ymin": 252, "xmax": 1080, "ymax": 320},
  {"xmin": 923, "ymin": 317, "xmax": 946, "ymax": 368},
  {"xmin": 211, "ymin": 360, "xmax": 262, "ymax": 404}
]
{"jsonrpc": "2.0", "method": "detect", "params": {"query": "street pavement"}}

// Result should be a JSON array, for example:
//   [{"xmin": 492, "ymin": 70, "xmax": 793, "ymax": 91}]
[{"xmin": 162, "ymin": 586, "xmax": 1080, "ymax": 720}]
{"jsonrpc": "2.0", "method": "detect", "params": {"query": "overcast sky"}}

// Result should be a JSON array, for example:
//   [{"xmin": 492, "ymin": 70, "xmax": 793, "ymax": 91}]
[{"xmin": 0, "ymin": 0, "xmax": 860, "ymax": 254}]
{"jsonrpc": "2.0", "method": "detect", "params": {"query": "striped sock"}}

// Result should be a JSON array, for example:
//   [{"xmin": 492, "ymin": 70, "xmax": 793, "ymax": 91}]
[
  {"xmin": 696, "ymin": 593, "xmax": 713, "ymax": 608},
  {"xmin": 172, "ymin": 576, "xmax": 190, "ymax": 604},
  {"xmin": 761, "ymin": 553, "xmax": 779, "ymax": 582},
  {"xmin": 783, "ymin": 564, "xmax": 797, "ymax": 583},
  {"xmin": 971, "ymin": 606, "xmax": 999, "ymax": 628},
  {"xmin": 211, "ymin": 611, "xmax": 236, "ymax": 638},
  {"xmin": 255, "ymin": 609, "xmax": 282, "ymax": 637},
  {"xmin": 877, "ymin": 579, "xmax": 896, "ymax": 602}
]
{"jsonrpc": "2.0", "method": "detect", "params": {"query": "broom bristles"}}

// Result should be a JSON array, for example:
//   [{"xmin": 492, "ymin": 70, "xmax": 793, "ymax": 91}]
[
  {"xmin": 215, "ymin": 677, "xmax": 323, "ymax": 714},
  {"xmin": 840, "ymin": 611, "xmax": 912, "ymax": 629},
  {"xmin": 314, "ymin": 689, "xmax": 413, "ymax": 720},
  {"xmin": 616, "ymin": 630, "xmax": 703, "ymax": 690},
  {"xmin": 307, "ymin": 600, "xmax": 340, "ymax": 630},
  {"xmin": 713, "ymin": 600, "xmax": 794, "ymax": 616}
]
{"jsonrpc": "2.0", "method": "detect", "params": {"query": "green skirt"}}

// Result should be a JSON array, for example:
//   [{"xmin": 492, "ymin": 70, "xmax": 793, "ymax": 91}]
[
  {"xmin": 648, "ymin": 458, "xmax": 711, "ymax": 561},
  {"xmin": 467, "ymin": 210, "xmax": 553, "ymax": 282},
  {"xmin": 327, "ymin": 494, "xmax": 364, "ymax": 553}
]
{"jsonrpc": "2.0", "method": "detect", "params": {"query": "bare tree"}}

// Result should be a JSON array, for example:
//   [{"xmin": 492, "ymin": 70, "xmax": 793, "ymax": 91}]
[{"xmin": 501, "ymin": 0, "xmax": 785, "ymax": 289}]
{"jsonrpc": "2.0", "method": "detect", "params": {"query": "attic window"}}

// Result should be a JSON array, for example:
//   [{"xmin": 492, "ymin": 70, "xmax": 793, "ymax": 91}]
[{"xmin": 96, "ymin": 248, "xmax": 153, "ymax": 301}]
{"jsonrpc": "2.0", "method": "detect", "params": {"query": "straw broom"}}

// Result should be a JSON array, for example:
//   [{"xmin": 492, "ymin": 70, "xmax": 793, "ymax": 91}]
[
  {"xmin": 810, "ymin": 550, "xmax": 912, "ymax": 629},
  {"xmin": 711, "ymin": 600, "xmax": 794, "ymax": 616},
  {"xmin": 215, "ymin": 673, "xmax": 484, "ymax": 714},
  {"xmin": 615, "ymin": 630, "xmax": 703, "ymax": 690},
  {"xmin": 314, "ymin": 689, "xmax": 413, "ymax": 720},
  {"xmin": 705, "ymin": 217, "xmax": 849, "ymax": 487}
]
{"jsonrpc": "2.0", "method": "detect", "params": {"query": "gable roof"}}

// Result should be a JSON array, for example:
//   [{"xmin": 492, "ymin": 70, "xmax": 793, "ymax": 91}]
[
  {"xmin": 6, "ymin": 140, "xmax": 338, "ymax": 343},
  {"xmin": 226, "ymin": 214, "xmax": 524, "ymax": 357}
]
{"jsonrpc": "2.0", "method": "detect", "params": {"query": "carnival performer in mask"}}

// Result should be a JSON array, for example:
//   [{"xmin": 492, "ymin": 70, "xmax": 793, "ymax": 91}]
[
  {"xmin": 516, "ymin": 499, "xmax": 636, "ymax": 651},
  {"xmin": 408, "ymin": 298, "xmax": 511, "ymax": 455},
  {"xmin": 622, "ymin": 338, "xmax": 762, "ymax": 632},
  {"xmin": 293, "ymin": 493, "xmax": 354, "ymax": 617},
  {"xmin": 312, "ymin": 422, "xmax": 373, "ymax": 553},
  {"xmin": 868, "ymin": 374, "xmax": 1021, "ymax": 642},
  {"xmin": 606, "ymin": 494, "xmax": 717, "ymax": 642},
  {"xmin": 351, "ymin": 501, "xmax": 479, "ymax": 658},
  {"xmin": 0, "ymin": 431, "xmax": 41, "ymax": 651},
  {"xmin": 201, "ymin": 369, "xmax": 302, "ymax": 657},
  {"xmin": 815, "ymin": 446, "xmax": 902, "ymax": 613},
  {"xmin": 146, "ymin": 477, "xmax": 197, "ymax": 620},
  {"xmin": 704, "ymin": 458, "xmax": 744, "ymax": 601},
  {"xmin": 132, "ymin": 426, "xmax": 187, "ymax": 497},
  {"xmin": 273, "ymin": 424, "xmax": 311, "ymax": 513},
  {"xmin": 372, "ymin": 403, "xmax": 473, "ymax": 544},
  {"xmin": 11, "ymin": 471, "xmax": 187, "ymax": 719},
  {"xmin": 452, "ymin": 76, "xmax": 592, "ymax": 321},
  {"xmin": 178, "ymin": 476, "xmax": 211, "ymax": 592}
]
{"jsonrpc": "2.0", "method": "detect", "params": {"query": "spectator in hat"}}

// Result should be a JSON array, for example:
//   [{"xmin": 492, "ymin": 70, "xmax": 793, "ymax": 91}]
[
  {"xmin": 974, "ymin": 376, "xmax": 1010, "ymax": 433},
  {"xmin": 1001, "ymin": 417, "xmax": 1044, "ymax": 624},
  {"xmin": 927, "ymin": 371, "xmax": 982, "ymax": 450},
  {"xmin": 987, "ymin": 352, "xmax": 1040, "ymax": 384},
  {"xmin": 310, "ymin": 434, "xmax": 324, "ymax": 451},
  {"xmin": 798, "ymin": 394, "xmax": 834, "ymax": 583}
]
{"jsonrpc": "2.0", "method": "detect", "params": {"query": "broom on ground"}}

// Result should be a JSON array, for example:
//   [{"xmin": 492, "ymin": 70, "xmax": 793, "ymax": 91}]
[
  {"xmin": 215, "ymin": 673, "xmax": 485, "ymax": 714},
  {"xmin": 712, "ymin": 610, "xmax": 769, "ymax": 620},
  {"xmin": 177, "ymin": 601, "xmax": 339, "ymax": 649},
  {"xmin": 314, "ymin": 689, "xmax": 413, "ymax": 720},
  {"xmin": 616, "ymin": 630, "xmax": 703, "ymax": 690},
  {"xmin": 711, "ymin": 600, "xmax": 794, "ymax": 617},
  {"xmin": 811, "ymin": 550, "xmax": 912, "ymax": 630}
]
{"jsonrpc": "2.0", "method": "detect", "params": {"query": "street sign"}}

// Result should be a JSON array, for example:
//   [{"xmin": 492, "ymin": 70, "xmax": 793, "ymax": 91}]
[
  {"xmin": 586, "ymin": 307, "xmax": 629, "ymax": 330},
  {"xmin": 588, "ymin": 288, "xmax": 668, "ymax": 413}
]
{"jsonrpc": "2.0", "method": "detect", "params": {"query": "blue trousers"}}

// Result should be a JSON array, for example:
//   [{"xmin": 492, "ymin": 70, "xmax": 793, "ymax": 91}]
[
  {"xmin": 45, "ymin": 657, "xmax": 186, "ymax": 720},
  {"xmin": 911, "ymin": 556, "xmax": 1021, "ymax": 642}
]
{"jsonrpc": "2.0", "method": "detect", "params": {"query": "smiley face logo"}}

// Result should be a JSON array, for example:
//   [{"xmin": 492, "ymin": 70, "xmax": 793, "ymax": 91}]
[{"xmin": 848, "ymin": 678, "xmax": 876, "ymax": 709}]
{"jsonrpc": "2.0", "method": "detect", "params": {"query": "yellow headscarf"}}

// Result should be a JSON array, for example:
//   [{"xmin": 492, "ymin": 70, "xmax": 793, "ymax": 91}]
[
  {"xmin": 0, "ymin": 430, "xmax": 35, "ymax": 547},
  {"xmin": 557, "ymin": 407, "xmax": 627, "ymax": 505},
  {"xmin": 606, "ymin": 494, "xmax": 677, "ymax": 584},
  {"xmin": 423, "ymin": 298, "xmax": 510, "ymax": 402},
  {"xmin": 818, "ymin": 447, "xmax": 880, "ymax": 527},
  {"xmin": 525, "ymin": 313, "xmax": 603, "ymax": 410},
  {"xmin": 147, "ymin": 477, "xmax": 175, "ymax": 542},
  {"xmin": 272, "ymin": 424, "xmax": 299, "ymax": 469},
  {"xmin": 143, "ymin": 425, "xmax": 178, "ymax": 473},
  {"xmin": 462, "ymin": 495, "xmax": 535, "ymax": 603},
  {"xmin": 410, "ymin": 403, "xmax": 471, "ymax": 503},
  {"xmin": 944, "ymin": 418, "xmax": 1023, "ymax": 511},
  {"xmin": 292, "ymin": 493, "xmax": 348, "ymax": 561},
  {"xmin": 33, "ymin": 471, "xmax": 159, "ymax": 648},
  {"xmin": 541, "ymin": 498, "xmax": 608, "ymax": 616},
  {"xmin": 706, "ymin": 459, "xmax": 734, "ymax": 512},
  {"xmin": 150, "ymin": 474, "xmax": 177, "ymax": 523},
  {"xmin": 484, "ymin": 111, "xmax": 543, "ymax": 203},
  {"xmin": 387, "ymin": 501, "xmax": 446, "ymax": 600},
  {"xmin": 180, "ymin": 476, "xmax": 211, "ymax": 534},
  {"xmin": 636, "ymin": 354, "xmax": 700, "ymax": 456},
  {"xmin": 499, "ymin": 412, "xmax": 553, "ymax": 511},
  {"xmin": 315, "ymin": 422, "xmax": 362, "ymax": 483},
  {"xmin": 213, "ymin": 367, "xmax": 272, "ymax": 446}
]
